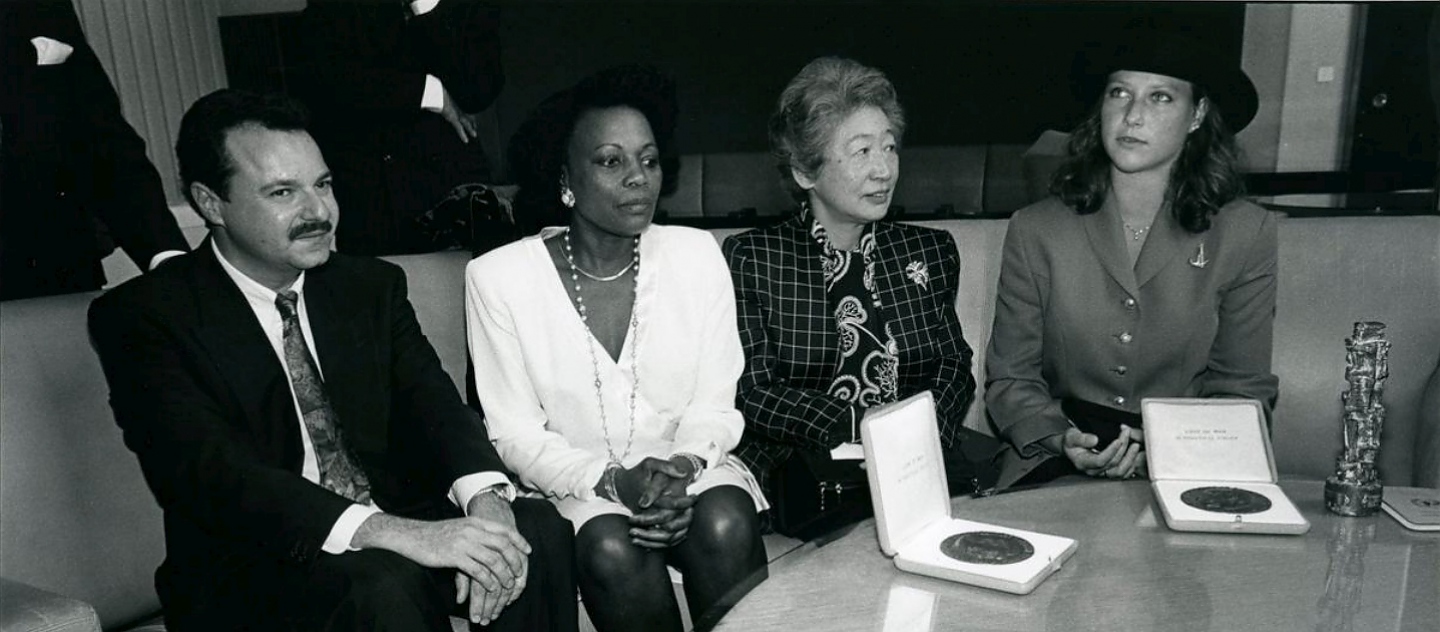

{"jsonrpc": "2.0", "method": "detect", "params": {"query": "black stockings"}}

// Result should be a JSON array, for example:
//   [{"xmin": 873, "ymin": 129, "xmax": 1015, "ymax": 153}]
[{"xmin": 576, "ymin": 486, "xmax": 767, "ymax": 632}]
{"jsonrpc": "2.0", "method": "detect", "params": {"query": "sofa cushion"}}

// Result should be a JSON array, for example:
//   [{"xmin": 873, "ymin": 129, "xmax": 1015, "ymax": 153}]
[
  {"xmin": 0, "ymin": 578, "xmax": 101, "ymax": 632},
  {"xmin": 0, "ymin": 294, "xmax": 165, "ymax": 629},
  {"xmin": 381, "ymin": 250, "xmax": 476, "ymax": 397},
  {"xmin": 911, "ymin": 219, "xmax": 1012, "ymax": 434}
]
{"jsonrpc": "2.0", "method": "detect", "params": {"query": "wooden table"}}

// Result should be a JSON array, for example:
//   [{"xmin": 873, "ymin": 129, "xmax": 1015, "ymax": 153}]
[{"xmin": 714, "ymin": 480, "xmax": 1438, "ymax": 631}]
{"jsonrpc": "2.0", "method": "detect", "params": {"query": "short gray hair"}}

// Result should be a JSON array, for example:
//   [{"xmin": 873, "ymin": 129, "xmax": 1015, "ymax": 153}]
[{"xmin": 768, "ymin": 57, "xmax": 906, "ymax": 202}]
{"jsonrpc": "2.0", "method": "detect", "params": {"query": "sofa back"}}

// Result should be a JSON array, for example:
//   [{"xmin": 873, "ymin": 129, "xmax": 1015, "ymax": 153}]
[
  {"xmin": 0, "ymin": 292, "xmax": 164, "ymax": 628},
  {"xmin": 393, "ymin": 216, "xmax": 1440, "ymax": 486},
  {"xmin": 1, "ymin": 214, "xmax": 1435, "ymax": 627},
  {"xmin": 1270, "ymin": 216, "xmax": 1440, "ymax": 484},
  {"xmin": 0, "ymin": 252, "xmax": 474, "ymax": 629},
  {"xmin": 917, "ymin": 215, "xmax": 1440, "ymax": 486}
]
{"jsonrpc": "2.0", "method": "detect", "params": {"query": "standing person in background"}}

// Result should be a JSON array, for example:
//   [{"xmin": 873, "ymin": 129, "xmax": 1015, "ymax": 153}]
[
  {"xmin": 0, "ymin": 0, "xmax": 189, "ymax": 300},
  {"xmin": 985, "ymin": 33, "xmax": 1278, "ymax": 488},
  {"xmin": 292, "ymin": 0, "xmax": 505, "ymax": 256}
]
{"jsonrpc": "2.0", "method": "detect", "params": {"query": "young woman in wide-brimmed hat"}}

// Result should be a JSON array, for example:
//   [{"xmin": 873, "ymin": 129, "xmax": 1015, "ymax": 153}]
[{"xmin": 986, "ymin": 33, "xmax": 1278, "ymax": 488}]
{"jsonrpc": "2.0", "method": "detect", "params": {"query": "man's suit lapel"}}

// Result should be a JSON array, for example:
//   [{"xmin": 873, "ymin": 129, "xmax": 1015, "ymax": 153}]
[
  {"xmin": 191, "ymin": 244, "xmax": 305, "ymax": 468},
  {"xmin": 302, "ymin": 266, "xmax": 383, "ymax": 452}
]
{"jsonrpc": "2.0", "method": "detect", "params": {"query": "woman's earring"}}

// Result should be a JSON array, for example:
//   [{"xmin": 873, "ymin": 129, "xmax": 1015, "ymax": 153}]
[{"xmin": 560, "ymin": 187, "xmax": 576, "ymax": 208}]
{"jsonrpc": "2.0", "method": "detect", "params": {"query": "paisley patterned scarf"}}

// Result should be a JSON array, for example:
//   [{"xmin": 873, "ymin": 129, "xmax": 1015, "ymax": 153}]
[{"xmin": 810, "ymin": 212, "xmax": 899, "ymax": 414}]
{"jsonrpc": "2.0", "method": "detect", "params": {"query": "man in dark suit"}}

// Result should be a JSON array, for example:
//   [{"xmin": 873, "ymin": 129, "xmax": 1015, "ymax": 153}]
[
  {"xmin": 88, "ymin": 89, "xmax": 575, "ymax": 632},
  {"xmin": 290, "ymin": 0, "xmax": 505, "ymax": 256},
  {"xmin": 0, "ymin": 0, "xmax": 189, "ymax": 300}
]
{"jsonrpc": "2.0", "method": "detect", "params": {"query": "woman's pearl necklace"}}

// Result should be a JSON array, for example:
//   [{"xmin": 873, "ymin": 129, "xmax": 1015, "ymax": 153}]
[{"xmin": 563, "ymin": 230, "xmax": 641, "ymax": 465}]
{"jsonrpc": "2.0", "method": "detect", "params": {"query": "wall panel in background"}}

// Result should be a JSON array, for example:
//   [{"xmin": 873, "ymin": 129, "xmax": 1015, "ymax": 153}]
[{"xmin": 72, "ymin": 0, "xmax": 227, "ymax": 205}]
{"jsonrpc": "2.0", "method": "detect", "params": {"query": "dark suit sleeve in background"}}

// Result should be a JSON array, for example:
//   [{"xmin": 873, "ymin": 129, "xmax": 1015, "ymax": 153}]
[
  {"xmin": 293, "ymin": 0, "xmax": 503, "ymax": 115},
  {"xmin": 1, "ymin": 0, "xmax": 187, "ymax": 298}
]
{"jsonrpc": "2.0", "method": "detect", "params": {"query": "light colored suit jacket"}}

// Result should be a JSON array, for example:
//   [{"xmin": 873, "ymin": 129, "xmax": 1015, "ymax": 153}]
[{"xmin": 985, "ymin": 196, "xmax": 1279, "ymax": 484}]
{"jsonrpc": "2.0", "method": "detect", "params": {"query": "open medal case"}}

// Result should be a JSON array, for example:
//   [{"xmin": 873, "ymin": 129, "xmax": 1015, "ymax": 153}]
[
  {"xmin": 1141, "ymin": 398, "xmax": 1310, "ymax": 535},
  {"xmin": 862, "ymin": 392, "xmax": 1077, "ymax": 594}
]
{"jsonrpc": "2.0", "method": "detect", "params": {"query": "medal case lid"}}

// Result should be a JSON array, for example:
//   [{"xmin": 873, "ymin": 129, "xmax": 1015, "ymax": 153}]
[
  {"xmin": 861, "ymin": 392, "xmax": 1077, "ymax": 594},
  {"xmin": 1141, "ymin": 398, "xmax": 1277, "ymax": 484},
  {"xmin": 861, "ymin": 392, "xmax": 950, "ymax": 557}
]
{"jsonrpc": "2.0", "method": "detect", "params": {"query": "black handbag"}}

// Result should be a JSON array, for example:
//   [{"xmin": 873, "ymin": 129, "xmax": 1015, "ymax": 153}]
[
  {"xmin": 415, "ymin": 183, "xmax": 523, "ymax": 257},
  {"xmin": 1061, "ymin": 398, "xmax": 1143, "ymax": 446},
  {"xmin": 770, "ymin": 427, "xmax": 1005, "ymax": 540},
  {"xmin": 770, "ymin": 448, "xmax": 872, "ymax": 542}
]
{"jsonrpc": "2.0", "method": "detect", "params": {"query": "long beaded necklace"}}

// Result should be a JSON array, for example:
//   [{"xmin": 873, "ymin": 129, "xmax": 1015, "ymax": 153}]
[{"xmin": 562, "ymin": 229, "xmax": 640, "ymax": 466}]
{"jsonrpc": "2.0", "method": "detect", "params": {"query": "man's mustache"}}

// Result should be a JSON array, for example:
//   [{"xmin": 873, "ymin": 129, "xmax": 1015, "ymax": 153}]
[{"xmin": 289, "ymin": 221, "xmax": 333, "ymax": 240}]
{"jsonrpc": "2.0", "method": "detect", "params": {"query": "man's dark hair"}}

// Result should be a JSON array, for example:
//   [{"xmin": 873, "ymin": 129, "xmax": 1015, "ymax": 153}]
[{"xmin": 176, "ymin": 89, "xmax": 311, "ymax": 209}]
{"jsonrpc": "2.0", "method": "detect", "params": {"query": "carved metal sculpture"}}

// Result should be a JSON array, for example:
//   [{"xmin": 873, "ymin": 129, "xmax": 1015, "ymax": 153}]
[{"xmin": 1324, "ymin": 322, "xmax": 1390, "ymax": 516}]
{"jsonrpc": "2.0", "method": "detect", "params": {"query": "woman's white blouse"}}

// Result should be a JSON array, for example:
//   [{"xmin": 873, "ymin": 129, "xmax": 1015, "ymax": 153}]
[{"xmin": 465, "ymin": 225, "xmax": 747, "ymax": 501}]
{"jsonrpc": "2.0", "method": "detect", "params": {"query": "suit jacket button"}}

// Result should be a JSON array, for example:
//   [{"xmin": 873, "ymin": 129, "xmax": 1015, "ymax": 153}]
[
  {"xmin": 1123, "ymin": 297, "xmax": 1137, "ymax": 309},
  {"xmin": 1113, "ymin": 396, "xmax": 1127, "ymax": 406},
  {"xmin": 1114, "ymin": 365, "xmax": 1128, "ymax": 376},
  {"xmin": 1117, "ymin": 332, "xmax": 1133, "ymax": 344}
]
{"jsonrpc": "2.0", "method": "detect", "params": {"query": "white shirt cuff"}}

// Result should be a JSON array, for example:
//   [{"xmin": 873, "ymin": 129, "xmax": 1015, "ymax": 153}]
[
  {"xmin": 450, "ymin": 472, "xmax": 516, "ymax": 512},
  {"xmin": 322, "ymin": 503, "xmax": 383, "ymax": 554},
  {"xmin": 30, "ymin": 37, "xmax": 74, "ymax": 66},
  {"xmin": 149, "ymin": 250, "xmax": 185, "ymax": 271},
  {"xmin": 410, "ymin": 0, "xmax": 441, "ymax": 16},
  {"xmin": 421, "ymin": 74, "xmax": 444, "ymax": 112}
]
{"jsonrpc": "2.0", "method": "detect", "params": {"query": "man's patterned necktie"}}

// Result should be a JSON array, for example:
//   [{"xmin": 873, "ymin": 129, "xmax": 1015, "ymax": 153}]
[{"xmin": 275, "ymin": 291, "xmax": 372, "ymax": 504}]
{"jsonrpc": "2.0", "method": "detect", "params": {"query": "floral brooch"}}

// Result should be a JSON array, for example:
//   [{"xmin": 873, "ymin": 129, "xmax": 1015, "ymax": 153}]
[{"xmin": 906, "ymin": 261, "xmax": 930, "ymax": 289}]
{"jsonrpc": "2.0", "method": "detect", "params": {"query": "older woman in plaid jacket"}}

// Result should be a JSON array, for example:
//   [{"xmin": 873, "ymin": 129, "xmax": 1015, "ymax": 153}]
[{"xmin": 724, "ymin": 57, "xmax": 1002, "ymax": 540}]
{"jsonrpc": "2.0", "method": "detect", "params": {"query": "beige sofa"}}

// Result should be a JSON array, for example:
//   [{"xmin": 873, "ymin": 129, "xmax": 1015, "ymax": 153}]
[{"xmin": 3, "ymin": 214, "xmax": 1438, "ymax": 631}]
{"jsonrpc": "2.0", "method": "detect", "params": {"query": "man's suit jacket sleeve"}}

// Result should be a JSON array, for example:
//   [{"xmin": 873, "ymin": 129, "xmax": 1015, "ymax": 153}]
[
  {"xmin": 88, "ymin": 288, "xmax": 353, "ymax": 564},
  {"xmin": 295, "ymin": 0, "xmax": 503, "ymax": 114},
  {"xmin": 12, "ymin": 0, "xmax": 188, "ymax": 269},
  {"xmin": 407, "ymin": 0, "xmax": 504, "ymax": 113}
]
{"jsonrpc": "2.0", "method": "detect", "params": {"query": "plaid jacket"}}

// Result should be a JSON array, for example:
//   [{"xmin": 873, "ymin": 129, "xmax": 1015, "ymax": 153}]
[{"xmin": 723, "ymin": 214, "xmax": 977, "ymax": 496}]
